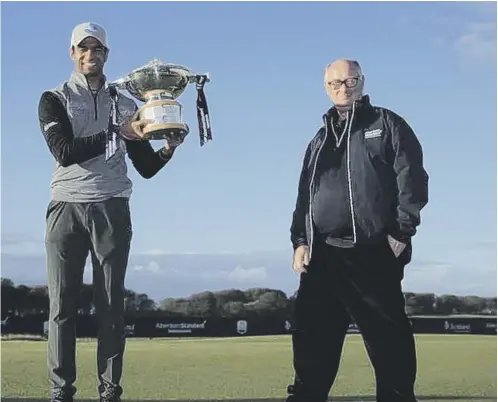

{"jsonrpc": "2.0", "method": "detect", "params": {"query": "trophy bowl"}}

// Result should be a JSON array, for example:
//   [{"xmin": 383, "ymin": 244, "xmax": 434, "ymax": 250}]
[{"xmin": 111, "ymin": 59, "xmax": 211, "ymax": 144}]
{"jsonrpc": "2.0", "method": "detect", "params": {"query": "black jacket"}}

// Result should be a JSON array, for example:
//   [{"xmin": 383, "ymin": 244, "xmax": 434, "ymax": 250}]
[{"xmin": 290, "ymin": 95, "xmax": 429, "ymax": 259}]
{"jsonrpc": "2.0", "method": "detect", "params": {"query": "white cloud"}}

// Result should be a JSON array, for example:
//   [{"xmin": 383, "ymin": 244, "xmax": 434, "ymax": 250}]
[
  {"xmin": 141, "ymin": 249, "xmax": 174, "ymax": 255},
  {"xmin": 406, "ymin": 261, "xmax": 452, "ymax": 283},
  {"xmin": 133, "ymin": 260, "xmax": 162, "ymax": 273},
  {"xmin": 228, "ymin": 265, "xmax": 268, "ymax": 283},
  {"xmin": 405, "ymin": 4, "xmax": 497, "ymax": 65},
  {"xmin": 200, "ymin": 270, "xmax": 228, "ymax": 280},
  {"xmin": 199, "ymin": 265, "xmax": 269, "ymax": 284},
  {"xmin": 135, "ymin": 249, "xmax": 243, "ymax": 256},
  {"xmin": 402, "ymin": 258, "xmax": 497, "ymax": 297},
  {"xmin": 454, "ymin": 21, "xmax": 497, "ymax": 62},
  {"xmin": 1, "ymin": 233, "xmax": 44, "ymax": 255},
  {"xmin": 132, "ymin": 260, "xmax": 181, "ymax": 276},
  {"xmin": 83, "ymin": 260, "xmax": 175, "ymax": 282}
]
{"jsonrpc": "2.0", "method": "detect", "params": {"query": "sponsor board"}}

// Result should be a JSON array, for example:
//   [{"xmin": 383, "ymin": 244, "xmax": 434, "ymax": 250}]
[
  {"xmin": 124, "ymin": 324, "xmax": 135, "ymax": 336},
  {"xmin": 284, "ymin": 320, "xmax": 292, "ymax": 332},
  {"xmin": 236, "ymin": 320, "xmax": 248, "ymax": 335},
  {"xmin": 155, "ymin": 320, "xmax": 207, "ymax": 334},
  {"xmin": 485, "ymin": 321, "xmax": 497, "ymax": 333},
  {"xmin": 444, "ymin": 320, "xmax": 471, "ymax": 334}
]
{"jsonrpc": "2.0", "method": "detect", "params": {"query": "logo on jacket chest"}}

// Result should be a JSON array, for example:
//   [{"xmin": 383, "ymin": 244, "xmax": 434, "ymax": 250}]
[
  {"xmin": 364, "ymin": 128, "xmax": 383, "ymax": 139},
  {"xmin": 67, "ymin": 100, "xmax": 89, "ymax": 118}
]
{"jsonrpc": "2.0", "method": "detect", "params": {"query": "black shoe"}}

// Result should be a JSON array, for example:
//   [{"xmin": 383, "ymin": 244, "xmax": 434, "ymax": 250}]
[
  {"xmin": 52, "ymin": 397, "xmax": 73, "ymax": 402},
  {"xmin": 286, "ymin": 396, "xmax": 327, "ymax": 402},
  {"xmin": 51, "ymin": 387, "xmax": 75, "ymax": 402},
  {"xmin": 100, "ymin": 396, "xmax": 121, "ymax": 402},
  {"xmin": 99, "ymin": 384, "xmax": 122, "ymax": 402},
  {"xmin": 100, "ymin": 392, "xmax": 121, "ymax": 402},
  {"xmin": 286, "ymin": 384, "xmax": 303, "ymax": 402},
  {"xmin": 285, "ymin": 384, "xmax": 327, "ymax": 402}
]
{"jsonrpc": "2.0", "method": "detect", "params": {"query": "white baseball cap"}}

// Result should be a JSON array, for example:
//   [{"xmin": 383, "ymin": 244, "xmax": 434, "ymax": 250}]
[{"xmin": 70, "ymin": 22, "xmax": 108, "ymax": 49}]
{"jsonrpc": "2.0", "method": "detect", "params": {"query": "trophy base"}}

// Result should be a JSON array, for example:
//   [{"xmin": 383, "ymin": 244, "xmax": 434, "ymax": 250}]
[
  {"xmin": 133, "ymin": 95, "xmax": 187, "ymax": 142},
  {"xmin": 141, "ymin": 123, "xmax": 189, "ymax": 141}
]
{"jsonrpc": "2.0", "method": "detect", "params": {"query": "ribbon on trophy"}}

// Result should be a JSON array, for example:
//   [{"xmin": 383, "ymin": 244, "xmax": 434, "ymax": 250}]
[
  {"xmin": 195, "ymin": 75, "xmax": 212, "ymax": 146},
  {"xmin": 105, "ymin": 86, "xmax": 121, "ymax": 161}
]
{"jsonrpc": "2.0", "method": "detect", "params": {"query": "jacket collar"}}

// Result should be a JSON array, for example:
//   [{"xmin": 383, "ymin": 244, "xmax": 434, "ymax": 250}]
[{"xmin": 69, "ymin": 71, "xmax": 110, "ymax": 93}]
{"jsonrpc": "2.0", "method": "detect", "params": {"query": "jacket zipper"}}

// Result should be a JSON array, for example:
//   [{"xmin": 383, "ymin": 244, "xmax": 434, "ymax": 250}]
[
  {"xmin": 307, "ymin": 115, "xmax": 329, "ymax": 260},
  {"xmin": 85, "ymin": 77, "xmax": 100, "ymax": 121},
  {"xmin": 308, "ymin": 105, "xmax": 357, "ymax": 258},
  {"xmin": 346, "ymin": 102, "xmax": 357, "ymax": 243},
  {"xmin": 93, "ymin": 95, "xmax": 98, "ymax": 120}
]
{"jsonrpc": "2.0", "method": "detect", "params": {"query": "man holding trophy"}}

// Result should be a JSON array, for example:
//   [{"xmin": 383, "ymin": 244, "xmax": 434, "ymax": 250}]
[{"xmin": 37, "ymin": 21, "xmax": 212, "ymax": 402}]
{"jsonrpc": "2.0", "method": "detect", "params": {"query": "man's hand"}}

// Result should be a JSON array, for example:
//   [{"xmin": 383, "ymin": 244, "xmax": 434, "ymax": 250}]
[
  {"xmin": 166, "ymin": 126, "xmax": 189, "ymax": 150},
  {"xmin": 118, "ymin": 119, "xmax": 154, "ymax": 141},
  {"xmin": 165, "ymin": 133, "xmax": 187, "ymax": 151},
  {"xmin": 158, "ymin": 131, "xmax": 188, "ymax": 160},
  {"xmin": 387, "ymin": 235, "xmax": 406, "ymax": 258},
  {"xmin": 293, "ymin": 245, "xmax": 310, "ymax": 273}
]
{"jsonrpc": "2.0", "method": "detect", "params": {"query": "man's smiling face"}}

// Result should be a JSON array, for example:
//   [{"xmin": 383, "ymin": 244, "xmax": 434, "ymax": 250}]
[{"xmin": 70, "ymin": 36, "xmax": 108, "ymax": 78}]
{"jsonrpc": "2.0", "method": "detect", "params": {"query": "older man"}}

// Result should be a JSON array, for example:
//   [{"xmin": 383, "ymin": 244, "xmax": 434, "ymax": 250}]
[
  {"xmin": 37, "ymin": 22, "xmax": 186, "ymax": 402},
  {"xmin": 286, "ymin": 59, "xmax": 429, "ymax": 402}
]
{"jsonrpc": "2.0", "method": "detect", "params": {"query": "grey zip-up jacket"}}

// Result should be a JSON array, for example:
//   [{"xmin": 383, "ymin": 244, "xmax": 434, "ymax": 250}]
[
  {"xmin": 39, "ymin": 72, "xmax": 141, "ymax": 203},
  {"xmin": 290, "ymin": 95, "xmax": 429, "ymax": 262}
]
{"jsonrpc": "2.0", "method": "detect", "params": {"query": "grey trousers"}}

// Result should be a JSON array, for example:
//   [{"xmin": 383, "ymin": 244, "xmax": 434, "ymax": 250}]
[{"xmin": 45, "ymin": 197, "xmax": 132, "ymax": 399}]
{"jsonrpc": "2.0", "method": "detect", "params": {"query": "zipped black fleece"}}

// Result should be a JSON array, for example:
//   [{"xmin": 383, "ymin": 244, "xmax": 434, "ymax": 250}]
[{"xmin": 290, "ymin": 95, "xmax": 429, "ymax": 259}]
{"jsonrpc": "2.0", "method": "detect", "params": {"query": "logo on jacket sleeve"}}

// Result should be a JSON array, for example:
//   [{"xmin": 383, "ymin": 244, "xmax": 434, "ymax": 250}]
[
  {"xmin": 364, "ymin": 129, "xmax": 383, "ymax": 139},
  {"xmin": 43, "ymin": 121, "xmax": 58, "ymax": 132}
]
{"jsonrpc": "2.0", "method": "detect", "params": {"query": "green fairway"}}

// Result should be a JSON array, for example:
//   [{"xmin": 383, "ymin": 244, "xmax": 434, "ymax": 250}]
[{"xmin": 1, "ymin": 334, "xmax": 496, "ymax": 400}]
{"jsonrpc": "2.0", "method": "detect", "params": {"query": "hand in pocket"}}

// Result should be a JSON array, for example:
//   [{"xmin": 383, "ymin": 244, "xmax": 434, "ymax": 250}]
[{"xmin": 387, "ymin": 235, "xmax": 406, "ymax": 258}]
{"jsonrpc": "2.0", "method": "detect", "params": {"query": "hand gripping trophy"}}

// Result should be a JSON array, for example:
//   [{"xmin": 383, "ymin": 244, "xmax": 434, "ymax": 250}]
[{"xmin": 109, "ymin": 59, "xmax": 212, "ymax": 147}]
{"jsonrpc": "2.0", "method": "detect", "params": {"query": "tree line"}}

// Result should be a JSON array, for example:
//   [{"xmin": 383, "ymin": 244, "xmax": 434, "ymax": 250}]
[{"xmin": 1, "ymin": 277, "xmax": 496, "ymax": 319}]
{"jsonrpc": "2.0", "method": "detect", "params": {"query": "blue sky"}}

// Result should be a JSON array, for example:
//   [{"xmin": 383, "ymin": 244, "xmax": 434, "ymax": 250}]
[{"xmin": 1, "ymin": 1, "xmax": 496, "ymax": 297}]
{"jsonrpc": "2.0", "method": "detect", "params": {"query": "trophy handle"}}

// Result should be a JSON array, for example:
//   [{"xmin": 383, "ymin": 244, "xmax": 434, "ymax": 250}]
[
  {"xmin": 109, "ymin": 76, "xmax": 131, "ymax": 89},
  {"xmin": 189, "ymin": 73, "xmax": 210, "ymax": 85}
]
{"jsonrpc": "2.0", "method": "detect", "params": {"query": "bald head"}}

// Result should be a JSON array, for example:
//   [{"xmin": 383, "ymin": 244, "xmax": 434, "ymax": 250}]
[
  {"xmin": 324, "ymin": 59, "xmax": 364, "ymax": 110},
  {"xmin": 325, "ymin": 59, "xmax": 363, "ymax": 77}
]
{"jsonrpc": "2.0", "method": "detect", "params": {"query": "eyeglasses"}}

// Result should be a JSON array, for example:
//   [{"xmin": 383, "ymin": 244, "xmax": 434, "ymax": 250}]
[{"xmin": 327, "ymin": 76, "xmax": 362, "ymax": 90}]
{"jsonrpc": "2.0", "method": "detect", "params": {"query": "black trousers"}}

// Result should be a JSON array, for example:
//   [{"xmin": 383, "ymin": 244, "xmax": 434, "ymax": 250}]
[
  {"xmin": 289, "ymin": 238, "xmax": 417, "ymax": 402},
  {"xmin": 45, "ymin": 197, "xmax": 132, "ymax": 400}
]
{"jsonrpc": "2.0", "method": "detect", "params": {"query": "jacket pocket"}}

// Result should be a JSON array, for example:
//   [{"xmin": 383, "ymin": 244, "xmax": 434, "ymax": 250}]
[{"xmin": 45, "ymin": 200, "xmax": 65, "ymax": 221}]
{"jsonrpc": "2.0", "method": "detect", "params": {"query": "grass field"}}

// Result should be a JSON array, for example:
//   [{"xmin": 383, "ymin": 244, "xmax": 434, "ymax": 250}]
[{"xmin": 1, "ymin": 334, "xmax": 496, "ymax": 401}]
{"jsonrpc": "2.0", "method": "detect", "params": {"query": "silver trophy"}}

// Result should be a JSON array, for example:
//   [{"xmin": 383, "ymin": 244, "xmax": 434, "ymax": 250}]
[{"xmin": 110, "ymin": 59, "xmax": 212, "ymax": 146}]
